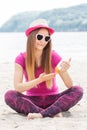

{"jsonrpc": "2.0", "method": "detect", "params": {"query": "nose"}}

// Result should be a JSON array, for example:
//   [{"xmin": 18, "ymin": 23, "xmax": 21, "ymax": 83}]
[{"xmin": 40, "ymin": 38, "xmax": 45, "ymax": 43}]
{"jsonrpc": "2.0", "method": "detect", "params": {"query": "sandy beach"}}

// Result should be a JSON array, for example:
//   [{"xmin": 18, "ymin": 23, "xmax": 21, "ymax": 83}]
[{"xmin": 0, "ymin": 59, "xmax": 87, "ymax": 130}]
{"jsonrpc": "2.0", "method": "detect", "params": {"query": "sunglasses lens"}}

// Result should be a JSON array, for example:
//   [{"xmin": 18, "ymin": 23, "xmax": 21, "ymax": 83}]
[
  {"xmin": 37, "ymin": 34, "xmax": 43, "ymax": 40},
  {"xmin": 45, "ymin": 36, "xmax": 50, "ymax": 42}
]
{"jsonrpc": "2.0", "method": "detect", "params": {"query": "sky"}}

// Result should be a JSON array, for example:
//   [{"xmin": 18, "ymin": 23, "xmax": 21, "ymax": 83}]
[{"xmin": 0, "ymin": 0, "xmax": 87, "ymax": 27}]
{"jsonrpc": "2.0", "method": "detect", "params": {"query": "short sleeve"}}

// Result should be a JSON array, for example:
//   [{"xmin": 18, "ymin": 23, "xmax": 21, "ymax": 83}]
[
  {"xmin": 52, "ymin": 50, "xmax": 62, "ymax": 68},
  {"xmin": 15, "ymin": 52, "xmax": 26, "ymax": 69}
]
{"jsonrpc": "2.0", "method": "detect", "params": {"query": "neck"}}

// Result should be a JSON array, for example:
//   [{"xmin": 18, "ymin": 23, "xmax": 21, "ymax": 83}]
[
  {"xmin": 35, "ymin": 50, "xmax": 43, "ymax": 59},
  {"xmin": 35, "ymin": 50, "xmax": 43, "ymax": 67}
]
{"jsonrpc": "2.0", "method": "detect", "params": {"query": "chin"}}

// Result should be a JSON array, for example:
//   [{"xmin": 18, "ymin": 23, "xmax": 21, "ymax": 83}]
[{"xmin": 36, "ymin": 47, "xmax": 44, "ymax": 50}]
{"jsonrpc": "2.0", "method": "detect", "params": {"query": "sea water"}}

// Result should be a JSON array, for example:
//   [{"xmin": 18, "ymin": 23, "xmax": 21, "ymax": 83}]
[{"xmin": 0, "ymin": 32, "xmax": 87, "ymax": 63}]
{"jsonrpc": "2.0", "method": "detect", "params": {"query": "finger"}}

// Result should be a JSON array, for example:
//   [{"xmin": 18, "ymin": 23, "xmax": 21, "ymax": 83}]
[
  {"xmin": 40, "ymin": 72, "xmax": 46, "ymax": 77},
  {"xmin": 68, "ymin": 58, "xmax": 71, "ymax": 63}
]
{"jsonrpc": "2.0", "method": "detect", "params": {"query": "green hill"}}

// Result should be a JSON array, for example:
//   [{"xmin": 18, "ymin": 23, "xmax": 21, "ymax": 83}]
[{"xmin": 0, "ymin": 4, "xmax": 87, "ymax": 32}]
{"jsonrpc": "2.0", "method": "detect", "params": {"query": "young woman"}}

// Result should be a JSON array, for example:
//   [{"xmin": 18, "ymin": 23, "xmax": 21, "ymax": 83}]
[{"xmin": 4, "ymin": 19, "xmax": 83, "ymax": 119}]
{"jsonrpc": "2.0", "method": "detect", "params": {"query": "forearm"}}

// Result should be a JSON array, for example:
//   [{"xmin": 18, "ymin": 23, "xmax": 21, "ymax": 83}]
[
  {"xmin": 14, "ymin": 72, "xmax": 55, "ymax": 93},
  {"xmin": 14, "ymin": 78, "xmax": 40, "ymax": 93},
  {"xmin": 59, "ymin": 71, "xmax": 73, "ymax": 88}
]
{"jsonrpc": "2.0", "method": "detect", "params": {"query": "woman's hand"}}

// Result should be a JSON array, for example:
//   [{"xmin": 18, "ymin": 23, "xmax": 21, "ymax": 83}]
[
  {"xmin": 59, "ymin": 58, "xmax": 71, "ymax": 72},
  {"xmin": 58, "ymin": 58, "xmax": 73, "ymax": 88},
  {"xmin": 38, "ymin": 72, "xmax": 55, "ymax": 83}
]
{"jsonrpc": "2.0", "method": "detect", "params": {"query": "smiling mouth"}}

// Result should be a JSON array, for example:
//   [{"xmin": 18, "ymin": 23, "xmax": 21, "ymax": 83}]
[{"xmin": 37, "ymin": 43, "xmax": 44, "ymax": 46}]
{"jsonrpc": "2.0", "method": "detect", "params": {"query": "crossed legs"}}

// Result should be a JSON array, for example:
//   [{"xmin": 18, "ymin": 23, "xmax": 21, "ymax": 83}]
[{"xmin": 4, "ymin": 86, "xmax": 83, "ymax": 119}]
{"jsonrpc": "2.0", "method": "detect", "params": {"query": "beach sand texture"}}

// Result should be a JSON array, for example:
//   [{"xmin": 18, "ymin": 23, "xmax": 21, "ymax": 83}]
[{"xmin": 0, "ymin": 60, "xmax": 87, "ymax": 130}]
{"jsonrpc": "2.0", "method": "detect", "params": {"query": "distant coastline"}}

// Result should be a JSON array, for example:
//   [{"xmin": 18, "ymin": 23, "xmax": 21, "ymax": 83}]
[{"xmin": 0, "ymin": 3, "xmax": 87, "ymax": 32}]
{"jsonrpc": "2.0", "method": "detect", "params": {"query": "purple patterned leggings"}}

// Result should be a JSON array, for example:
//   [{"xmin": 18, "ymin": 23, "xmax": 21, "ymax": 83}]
[{"xmin": 4, "ymin": 86, "xmax": 83, "ymax": 117}]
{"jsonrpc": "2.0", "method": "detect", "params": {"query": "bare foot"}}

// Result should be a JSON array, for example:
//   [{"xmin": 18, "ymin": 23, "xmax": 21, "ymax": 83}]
[
  {"xmin": 27, "ymin": 113, "xmax": 43, "ymax": 120},
  {"xmin": 54, "ymin": 113, "xmax": 63, "ymax": 117}
]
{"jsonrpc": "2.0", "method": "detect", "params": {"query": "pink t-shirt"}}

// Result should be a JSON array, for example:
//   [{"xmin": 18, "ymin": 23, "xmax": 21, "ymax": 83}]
[{"xmin": 15, "ymin": 50, "xmax": 62, "ymax": 96}]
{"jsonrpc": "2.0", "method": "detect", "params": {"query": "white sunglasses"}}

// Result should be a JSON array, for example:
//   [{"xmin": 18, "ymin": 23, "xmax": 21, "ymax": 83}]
[{"xmin": 36, "ymin": 34, "xmax": 51, "ymax": 42}]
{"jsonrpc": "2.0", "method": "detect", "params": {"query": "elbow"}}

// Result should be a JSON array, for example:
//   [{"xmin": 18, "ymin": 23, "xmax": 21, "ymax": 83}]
[
  {"xmin": 14, "ymin": 84, "xmax": 23, "ymax": 93},
  {"xmin": 14, "ymin": 87, "xmax": 22, "ymax": 93},
  {"xmin": 66, "ymin": 80, "xmax": 73, "ymax": 88},
  {"xmin": 15, "ymin": 88, "xmax": 22, "ymax": 93}
]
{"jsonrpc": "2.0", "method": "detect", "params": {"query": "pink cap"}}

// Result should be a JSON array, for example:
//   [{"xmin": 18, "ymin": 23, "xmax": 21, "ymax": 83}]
[{"xmin": 25, "ymin": 19, "xmax": 54, "ymax": 36}]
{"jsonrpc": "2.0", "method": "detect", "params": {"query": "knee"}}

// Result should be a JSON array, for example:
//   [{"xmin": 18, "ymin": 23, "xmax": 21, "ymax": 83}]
[
  {"xmin": 4, "ymin": 90, "xmax": 16, "ymax": 105},
  {"xmin": 72, "ymin": 86, "xmax": 83, "ymax": 100}
]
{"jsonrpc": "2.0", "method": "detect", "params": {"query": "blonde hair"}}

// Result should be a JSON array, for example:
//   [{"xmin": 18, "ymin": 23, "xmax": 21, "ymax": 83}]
[{"xmin": 26, "ymin": 29, "xmax": 52, "ymax": 89}]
